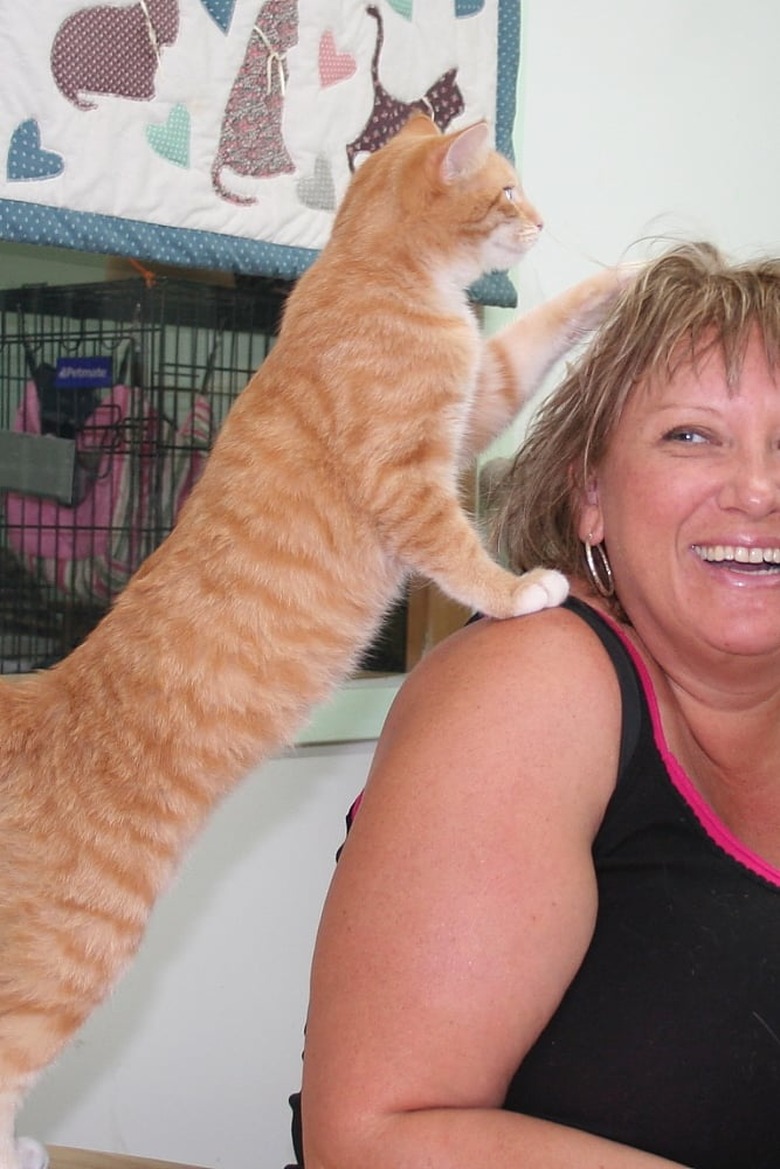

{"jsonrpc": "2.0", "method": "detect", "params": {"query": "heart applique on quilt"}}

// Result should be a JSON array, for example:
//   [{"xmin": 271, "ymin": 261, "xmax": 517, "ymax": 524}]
[
  {"xmin": 296, "ymin": 156, "xmax": 336, "ymax": 211},
  {"xmin": 146, "ymin": 104, "xmax": 190, "ymax": 168},
  {"xmin": 199, "ymin": 0, "xmax": 236, "ymax": 32},
  {"xmin": 7, "ymin": 119, "xmax": 64, "ymax": 181},
  {"xmin": 387, "ymin": 0, "xmax": 413, "ymax": 19},
  {"xmin": 318, "ymin": 31, "xmax": 357, "ymax": 87}
]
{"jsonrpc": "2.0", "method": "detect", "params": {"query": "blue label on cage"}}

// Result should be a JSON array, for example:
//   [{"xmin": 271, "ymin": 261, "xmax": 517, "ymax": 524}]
[{"xmin": 54, "ymin": 355, "xmax": 113, "ymax": 389}]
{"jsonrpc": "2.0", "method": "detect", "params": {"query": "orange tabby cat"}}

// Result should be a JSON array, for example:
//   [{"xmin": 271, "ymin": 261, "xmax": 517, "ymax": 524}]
[{"xmin": 0, "ymin": 114, "xmax": 626, "ymax": 1168}]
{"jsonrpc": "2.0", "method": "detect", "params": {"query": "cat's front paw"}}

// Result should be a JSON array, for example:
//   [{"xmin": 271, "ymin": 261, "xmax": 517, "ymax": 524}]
[
  {"xmin": 511, "ymin": 567, "xmax": 569, "ymax": 616},
  {"xmin": 566, "ymin": 263, "xmax": 643, "ymax": 339},
  {"xmin": 15, "ymin": 1137, "xmax": 49, "ymax": 1169}
]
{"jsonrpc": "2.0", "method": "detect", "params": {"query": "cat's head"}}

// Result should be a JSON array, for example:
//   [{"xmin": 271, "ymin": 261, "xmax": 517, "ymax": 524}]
[{"xmin": 333, "ymin": 114, "xmax": 543, "ymax": 283}]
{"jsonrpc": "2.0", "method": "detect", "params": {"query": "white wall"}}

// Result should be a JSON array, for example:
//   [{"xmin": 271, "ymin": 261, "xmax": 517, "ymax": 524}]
[
  {"xmin": 515, "ymin": 0, "xmax": 780, "ymax": 303},
  {"xmin": 17, "ymin": 2, "xmax": 780, "ymax": 1167}
]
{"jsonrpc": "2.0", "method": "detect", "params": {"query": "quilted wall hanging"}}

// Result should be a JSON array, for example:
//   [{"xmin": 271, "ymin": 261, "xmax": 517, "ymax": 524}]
[{"xmin": 0, "ymin": 0, "xmax": 521, "ymax": 305}]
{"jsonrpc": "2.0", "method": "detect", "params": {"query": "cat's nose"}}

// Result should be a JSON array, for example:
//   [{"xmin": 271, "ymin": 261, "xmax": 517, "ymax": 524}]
[{"xmin": 524, "ymin": 203, "xmax": 543, "ymax": 232}]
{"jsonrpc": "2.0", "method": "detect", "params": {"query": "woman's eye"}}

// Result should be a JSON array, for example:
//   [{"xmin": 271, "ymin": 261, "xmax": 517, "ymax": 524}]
[{"xmin": 664, "ymin": 427, "xmax": 708, "ymax": 444}]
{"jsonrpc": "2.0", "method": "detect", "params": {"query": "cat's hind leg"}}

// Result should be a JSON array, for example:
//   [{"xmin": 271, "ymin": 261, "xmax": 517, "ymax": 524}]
[
  {"xmin": 14, "ymin": 1140, "xmax": 48, "ymax": 1169},
  {"xmin": 0, "ymin": 1091, "xmax": 47, "ymax": 1169}
]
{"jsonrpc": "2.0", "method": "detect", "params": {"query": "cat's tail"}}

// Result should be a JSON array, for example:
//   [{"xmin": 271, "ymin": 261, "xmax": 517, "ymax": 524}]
[
  {"xmin": 211, "ymin": 156, "xmax": 257, "ymax": 206},
  {"xmin": 366, "ymin": 5, "xmax": 384, "ymax": 86}
]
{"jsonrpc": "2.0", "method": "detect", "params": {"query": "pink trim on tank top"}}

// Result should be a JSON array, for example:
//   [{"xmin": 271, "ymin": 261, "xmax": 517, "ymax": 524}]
[{"xmin": 599, "ymin": 610, "xmax": 780, "ymax": 888}]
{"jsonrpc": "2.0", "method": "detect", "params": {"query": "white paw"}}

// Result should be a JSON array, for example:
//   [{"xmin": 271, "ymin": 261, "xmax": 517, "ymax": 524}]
[
  {"xmin": 512, "ymin": 568, "xmax": 569, "ymax": 616},
  {"xmin": 15, "ymin": 1137, "xmax": 49, "ymax": 1169}
]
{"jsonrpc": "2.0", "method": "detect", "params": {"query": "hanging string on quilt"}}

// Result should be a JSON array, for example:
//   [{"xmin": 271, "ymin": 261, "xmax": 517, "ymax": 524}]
[
  {"xmin": 138, "ymin": 0, "xmax": 162, "ymax": 65},
  {"xmin": 253, "ymin": 24, "xmax": 287, "ymax": 96}
]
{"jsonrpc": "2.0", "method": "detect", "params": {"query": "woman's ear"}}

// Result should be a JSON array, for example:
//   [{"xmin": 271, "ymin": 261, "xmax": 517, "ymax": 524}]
[{"xmin": 577, "ymin": 476, "xmax": 605, "ymax": 544}]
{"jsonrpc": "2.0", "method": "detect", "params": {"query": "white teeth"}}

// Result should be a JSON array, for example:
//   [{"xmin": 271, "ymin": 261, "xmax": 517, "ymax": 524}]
[{"xmin": 693, "ymin": 545, "xmax": 780, "ymax": 565}]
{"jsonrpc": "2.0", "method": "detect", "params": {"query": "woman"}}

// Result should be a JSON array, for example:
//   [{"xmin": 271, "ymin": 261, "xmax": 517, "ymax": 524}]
[{"xmin": 297, "ymin": 242, "xmax": 780, "ymax": 1168}]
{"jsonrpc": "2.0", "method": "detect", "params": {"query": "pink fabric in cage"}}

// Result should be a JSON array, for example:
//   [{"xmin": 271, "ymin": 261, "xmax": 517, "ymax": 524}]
[
  {"xmin": 5, "ymin": 381, "xmax": 212, "ymax": 603},
  {"xmin": 7, "ymin": 380, "xmax": 144, "ymax": 561},
  {"xmin": 90, "ymin": 391, "xmax": 212, "ymax": 602}
]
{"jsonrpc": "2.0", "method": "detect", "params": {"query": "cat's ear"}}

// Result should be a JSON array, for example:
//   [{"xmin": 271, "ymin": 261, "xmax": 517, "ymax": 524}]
[
  {"xmin": 441, "ymin": 121, "xmax": 491, "ymax": 183},
  {"xmin": 402, "ymin": 112, "xmax": 439, "ymax": 139}
]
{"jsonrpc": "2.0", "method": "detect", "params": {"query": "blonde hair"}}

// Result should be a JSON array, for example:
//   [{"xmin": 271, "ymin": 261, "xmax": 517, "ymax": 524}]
[{"xmin": 493, "ymin": 241, "xmax": 780, "ymax": 597}]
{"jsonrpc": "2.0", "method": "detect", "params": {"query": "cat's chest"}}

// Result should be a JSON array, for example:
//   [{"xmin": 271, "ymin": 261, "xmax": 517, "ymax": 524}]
[{"xmin": 432, "ymin": 299, "xmax": 483, "ymax": 394}]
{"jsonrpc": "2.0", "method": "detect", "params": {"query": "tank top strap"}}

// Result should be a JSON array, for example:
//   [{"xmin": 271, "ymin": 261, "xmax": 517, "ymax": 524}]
[{"xmin": 562, "ymin": 596, "xmax": 642, "ymax": 783}]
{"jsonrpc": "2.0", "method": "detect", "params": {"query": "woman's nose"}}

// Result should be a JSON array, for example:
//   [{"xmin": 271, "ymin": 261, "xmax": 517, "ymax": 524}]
[{"xmin": 718, "ymin": 450, "xmax": 780, "ymax": 515}]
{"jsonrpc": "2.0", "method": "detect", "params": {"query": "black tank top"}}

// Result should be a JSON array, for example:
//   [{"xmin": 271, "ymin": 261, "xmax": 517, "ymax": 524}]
[
  {"xmin": 287, "ymin": 599, "xmax": 780, "ymax": 1168},
  {"xmin": 506, "ymin": 597, "xmax": 780, "ymax": 1168}
]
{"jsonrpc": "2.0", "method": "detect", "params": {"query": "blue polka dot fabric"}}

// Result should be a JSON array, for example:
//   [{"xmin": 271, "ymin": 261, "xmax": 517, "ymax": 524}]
[{"xmin": 0, "ymin": 0, "xmax": 522, "ymax": 307}]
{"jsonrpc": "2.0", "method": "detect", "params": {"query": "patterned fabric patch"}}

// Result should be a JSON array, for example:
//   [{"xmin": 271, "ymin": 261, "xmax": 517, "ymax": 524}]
[
  {"xmin": 50, "ymin": 0, "xmax": 179, "ymax": 111},
  {"xmin": 296, "ymin": 155, "xmax": 336, "ymax": 210},
  {"xmin": 318, "ymin": 31, "xmax": 357, "ymax": 87},
  {"xmin": 199, "ymin": 0, "xmax": 237, "ymax": 32},
  {"xmin": 387, "ymin": 0, "xmax": 413, "ymax": 20},
  {"xmin": 146, "ymin": 103, "xmax": 191, "ymax": 167},
  {"xmin": 346, "ymin": 6, "xmax": 465, "ymax": 170},
  {"xmin": 211, "ymin": 0, "xmax": 298, "ymax": 204},
  {"xmin": 7, "ymin": 120, "xmax": 64, "ymax": 182}
]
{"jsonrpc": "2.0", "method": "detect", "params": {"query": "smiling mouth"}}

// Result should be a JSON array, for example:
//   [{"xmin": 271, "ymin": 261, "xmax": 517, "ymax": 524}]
[{"xmin": 693, "ymin": 544, "xmax": 780, "ymax": 571}]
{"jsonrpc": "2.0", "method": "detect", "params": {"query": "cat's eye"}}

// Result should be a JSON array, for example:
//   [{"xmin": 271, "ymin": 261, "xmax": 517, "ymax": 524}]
[{"xmin": 502, "ymin": 186, "xmax": 516, "ymax": 203}]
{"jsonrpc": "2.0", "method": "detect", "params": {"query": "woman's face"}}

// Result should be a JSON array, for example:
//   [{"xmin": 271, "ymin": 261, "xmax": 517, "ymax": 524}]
[{"xmin": 579, "ymin": 330, "xmax": 780, "ymax": 665}]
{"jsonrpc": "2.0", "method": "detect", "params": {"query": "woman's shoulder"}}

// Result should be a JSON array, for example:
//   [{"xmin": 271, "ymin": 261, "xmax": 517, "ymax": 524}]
[
  {"xmin": 370, "ymin": 599, "xmax": 625, "ymax": 831},
  {"xmin": 400, "ymin": 598, "xmax": 623, "ymax": 719}
]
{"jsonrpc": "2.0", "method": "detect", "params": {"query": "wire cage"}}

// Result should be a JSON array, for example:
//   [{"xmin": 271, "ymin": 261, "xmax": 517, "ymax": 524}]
[{"xmin": 0, "ymin": 276, "xmax": 290, "ymax": 673}]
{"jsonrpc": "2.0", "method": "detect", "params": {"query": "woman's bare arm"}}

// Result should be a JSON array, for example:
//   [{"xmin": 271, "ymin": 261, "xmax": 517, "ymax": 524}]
[{"xmin": 301, "ymin": 606, "xmax": 691, "ymax": 1168}]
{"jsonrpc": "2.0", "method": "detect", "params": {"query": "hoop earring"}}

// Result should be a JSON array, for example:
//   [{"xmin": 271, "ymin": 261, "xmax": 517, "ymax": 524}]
[{"xmin": 584, "ymin": 538, "xmax": 615, "ymax": 598}]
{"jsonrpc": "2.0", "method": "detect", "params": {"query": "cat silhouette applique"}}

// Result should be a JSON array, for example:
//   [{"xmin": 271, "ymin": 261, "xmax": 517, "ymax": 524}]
[
  {"xmin": 51, "ymin": 0, "xmax": 179, "ymax": 112},
  {"xmin": 346, "ymin": 5, "xmax": 465, "ymax": 171},
  {"xmin": 211, "ymin": 0, "xmax": 299, "ymax": 204}
]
